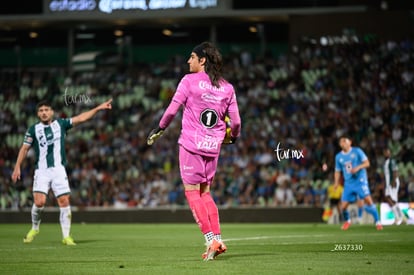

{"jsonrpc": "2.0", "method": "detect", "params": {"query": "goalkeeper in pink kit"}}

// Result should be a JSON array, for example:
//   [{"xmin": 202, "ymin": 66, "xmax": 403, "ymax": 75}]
[{"xmin": 147, "ymin": 41, "xmax": 241, "ymax": 261}]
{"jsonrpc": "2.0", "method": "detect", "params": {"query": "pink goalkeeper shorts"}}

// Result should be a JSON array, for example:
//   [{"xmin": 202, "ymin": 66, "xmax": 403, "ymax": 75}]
[{"xmin": 179, "ymin": 145, "xmax": 218, "ymax": 185}]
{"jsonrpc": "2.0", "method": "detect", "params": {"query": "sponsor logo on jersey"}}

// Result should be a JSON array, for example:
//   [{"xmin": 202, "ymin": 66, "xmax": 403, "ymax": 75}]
[
  {"xmin": 199, "ymin": 80, "xmax": 225, "ymax": 92},
  {"xmin": 201, "ymin": 93, "xmax": 223, "ymax": 103},
  {"xmin": 196, "ymin": 135, "xmax": 220, "ymax": 150}
]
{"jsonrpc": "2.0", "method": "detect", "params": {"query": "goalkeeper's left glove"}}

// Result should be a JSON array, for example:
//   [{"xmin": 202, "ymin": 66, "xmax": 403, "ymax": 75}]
[
  {"xmin": 223, "ymin": 130, "xmax": 237, "ymax": 144},
  {"xmin": 147, "ymin": 126, "xmax": 164, "ymax": 145},
  {"xmin": 223, "ymin": 116, "xmax": 237, "ymax": 144}
]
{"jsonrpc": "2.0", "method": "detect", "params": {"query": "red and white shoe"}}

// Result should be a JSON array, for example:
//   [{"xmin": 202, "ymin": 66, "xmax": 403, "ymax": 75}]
[
  {"xmin": 202, "ymin": 240, "xmax": 227, "ymax": 261},
  {"xmin": 376, "ymin": 223, "xmax": 383, "ymax": 231},
  {"xmin": 341, "ymin": 221, "xmax": 351, "ymax": 230}
]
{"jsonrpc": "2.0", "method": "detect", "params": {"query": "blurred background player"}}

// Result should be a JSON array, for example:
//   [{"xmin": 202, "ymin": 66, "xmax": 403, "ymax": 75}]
[
  {"xmin": 334, "ymin": 135, "xmax": 382, "ymax": 230},
  {"xmin": 327, "ymin": 181, "xmax": 343, "ymax": 224},
  {"xmin": 147, "ymin": 41, "xmax": 241, "ymax": 261},
  {"xmin": 355, "ymin": 198, "xmax": 365, "ymax": 224},
  {"xmin": 383, "ymin": 148, "xmax": 405, "ymax": 225},
  {"xmin": 343, "ymin": 196, "xmax": 365, "ymax": 224},
  {"xmin": 11, "ymin": 99, "xmax": 112, "ymax": 245}
]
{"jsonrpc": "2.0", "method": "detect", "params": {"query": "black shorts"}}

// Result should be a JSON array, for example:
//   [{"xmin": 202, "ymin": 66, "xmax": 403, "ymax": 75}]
[{"xmin": 330, "ymin": 198, "xmax": 340, "ymax": 206}]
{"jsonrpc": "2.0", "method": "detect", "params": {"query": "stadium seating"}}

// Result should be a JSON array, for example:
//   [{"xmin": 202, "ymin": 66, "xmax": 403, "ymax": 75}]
[{"xmin": 1, "ymin": 38, "xmax": 413, "ymax": 209}]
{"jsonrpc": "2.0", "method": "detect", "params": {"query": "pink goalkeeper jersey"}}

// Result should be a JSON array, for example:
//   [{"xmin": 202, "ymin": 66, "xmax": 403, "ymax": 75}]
[{"xmin": 160, "ymin": 71, "xmax": 241, "ymax": 157}]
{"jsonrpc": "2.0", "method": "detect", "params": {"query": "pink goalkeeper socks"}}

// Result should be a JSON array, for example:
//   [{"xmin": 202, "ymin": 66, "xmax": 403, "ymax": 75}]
[
  {"xmin": 201, "ymin": 192, "xmax": 221, "ymax": 235},
  {"xmin": 185, "ymin": 190, "xmax": 212, "ymax": 234}
]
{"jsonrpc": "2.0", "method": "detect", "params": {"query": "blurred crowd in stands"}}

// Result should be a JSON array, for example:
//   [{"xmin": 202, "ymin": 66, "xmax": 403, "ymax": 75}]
[{"xmin": 1, "ymin": 37, "xmax": 413, "ymax": 210}]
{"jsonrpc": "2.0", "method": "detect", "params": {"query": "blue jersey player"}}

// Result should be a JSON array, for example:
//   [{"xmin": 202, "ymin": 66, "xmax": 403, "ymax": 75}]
[{"xmin": 334, "ymin": 135, "xmax": 383, "ymax": 230}]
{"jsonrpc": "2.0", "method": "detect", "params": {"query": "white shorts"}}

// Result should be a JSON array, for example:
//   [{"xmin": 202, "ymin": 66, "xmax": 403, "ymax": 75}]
[
  {"xmin": 33, "ymin": 166, "xmax": 71, "ymax": 198},
  {"xmin": 385, "ymin": 178, "xmax": 400, "ymax": 202}
]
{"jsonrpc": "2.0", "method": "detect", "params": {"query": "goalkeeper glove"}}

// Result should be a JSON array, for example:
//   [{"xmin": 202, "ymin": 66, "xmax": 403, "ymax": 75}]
[
  {"xmin": 222, "ymin": 115, "xmax": 237, "ymax": 144},
  {"xmin": 147, "ymin": 126, "xmax": 164, "ymax": 145},
  {"xmin": 223, "ymin": 129, "xmax": 237, "ymax": 144}
]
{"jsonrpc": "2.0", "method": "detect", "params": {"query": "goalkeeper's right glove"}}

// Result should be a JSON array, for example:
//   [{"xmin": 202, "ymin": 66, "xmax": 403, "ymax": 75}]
[{"xmin": 147, "ymin": 126, "xmax": 164, "ymax": 145}]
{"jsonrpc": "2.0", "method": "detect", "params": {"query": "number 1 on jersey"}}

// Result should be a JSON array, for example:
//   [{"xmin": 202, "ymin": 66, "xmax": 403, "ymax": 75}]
[{"xmin": 200, "ymin": 109, "xmax": 218, "ymax": 128}]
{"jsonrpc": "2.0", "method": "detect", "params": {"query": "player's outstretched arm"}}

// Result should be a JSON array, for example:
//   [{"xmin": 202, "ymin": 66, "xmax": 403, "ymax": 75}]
[
  {"xmin": 11, "ymin": 143, "xmax": 30, "ymax": 183},
  {"xmin": 72, "ymin": 98, "xmax": 112, "ymax": 126},
  {"xmin": 147, "ymin": 101, "xmax": 181, "ymax": 146}
]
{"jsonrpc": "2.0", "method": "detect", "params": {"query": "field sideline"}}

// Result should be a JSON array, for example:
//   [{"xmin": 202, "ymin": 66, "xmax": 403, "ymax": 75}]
[{"xmin": 0, "ymin": 223, "xmax": 413, "ymax": 274}]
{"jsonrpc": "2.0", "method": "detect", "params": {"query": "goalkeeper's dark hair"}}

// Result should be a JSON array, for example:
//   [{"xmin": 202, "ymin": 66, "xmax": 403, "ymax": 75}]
[{"xmin": 192, "ymin": 41, "xmax": 223, "ymax": 88}]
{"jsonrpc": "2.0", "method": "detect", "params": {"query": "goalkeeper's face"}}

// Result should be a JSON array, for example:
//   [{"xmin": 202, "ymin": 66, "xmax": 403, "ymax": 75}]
[{"xmin": 187, "ymin": 52, "xmax": 205, "ymax": 73}]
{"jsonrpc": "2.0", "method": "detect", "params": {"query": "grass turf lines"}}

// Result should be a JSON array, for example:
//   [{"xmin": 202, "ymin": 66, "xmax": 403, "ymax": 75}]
[{"xmin": 0, "ymin": 223, "xmax": 413, "ymax": 274}]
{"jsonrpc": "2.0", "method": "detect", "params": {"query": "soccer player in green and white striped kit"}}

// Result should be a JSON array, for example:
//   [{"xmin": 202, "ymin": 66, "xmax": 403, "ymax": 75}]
[
  {"xmin": 11, "ymin": 98, "xmax": 112, "ymax": 245},
  {"xmin": 383, "ymin": 148, "xmax": 406, "ymax": 225}
]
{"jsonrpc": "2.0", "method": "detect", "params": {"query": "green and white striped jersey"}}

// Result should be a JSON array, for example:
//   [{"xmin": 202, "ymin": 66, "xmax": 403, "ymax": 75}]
[
  {"xmin": 383, "ymin": 157, "xmax": 398, "ymax": 186},
  {"xmin": 23, "ymin": 118, "xmax": 73, "ymax": 169}
]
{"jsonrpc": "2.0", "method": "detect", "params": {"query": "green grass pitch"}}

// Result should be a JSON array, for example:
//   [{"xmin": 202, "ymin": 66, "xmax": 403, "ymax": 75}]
[{"xmin": 1, "ymin": 223, "xmax": 413, "ymax": 274}]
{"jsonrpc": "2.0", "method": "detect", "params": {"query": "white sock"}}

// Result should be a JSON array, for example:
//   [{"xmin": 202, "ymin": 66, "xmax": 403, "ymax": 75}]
[
  {"xmin": 31, "ymin": 205, "xmax": 44, "ymax": 230},
  {"xmin": 59, "ymin": 206, "xmax": 72, "ymax": 238},
  {"xmin": 214, "ymin": 234, "xmax": 222, "ymax": 242},
  {"xmin": 204, "ymin": 232, "xmax": 214, "ymax": 245},
  {"xmin": 392, "ymin": 204, "xmax": 403, "ymax": 220}
]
